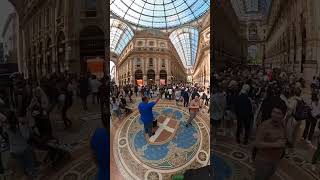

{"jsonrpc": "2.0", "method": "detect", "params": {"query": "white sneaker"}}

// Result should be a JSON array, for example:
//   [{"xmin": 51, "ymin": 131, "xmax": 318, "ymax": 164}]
[{"xmin": 306, "ymin": 140, "xmax": 312, "ymax": 144}]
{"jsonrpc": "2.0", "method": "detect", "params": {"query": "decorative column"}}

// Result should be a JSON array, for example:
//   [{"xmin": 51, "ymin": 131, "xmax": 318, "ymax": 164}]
[
  {"xmin": 65, "ymin": 44, "xmax": 72, "ymax": 71},
  {"xmin": 52, "ymin": 45, "xmax": 56, "ymax": 73}
]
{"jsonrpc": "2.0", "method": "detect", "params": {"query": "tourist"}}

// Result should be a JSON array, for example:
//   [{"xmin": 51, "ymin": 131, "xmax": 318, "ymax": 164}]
[
  {"xmin": 28, "ymin": 86, "xmax": 52, "ymax": 140},
  {"xmin": 201, "ymin": 91, "xmax": 208, "ymax": 107},
  {"xmin": 211, "ymin": 85, "xmax": 226, "ymax": 138},
  {"xmin": 288, "ymin": 88, "xmax": 308, "ymax": 148},
  {"xmin": 111, "ymin": 97, "xmax": 121, "ymax": 119},
  {"xmin": 182, "ymin": 88, "xmax": 190, "ymax": 107},
  {"xmin": 254, "ymin": 103, "xmax": 287, "ymax": 180},
  {"xmin": 175, "ymin": 88, "xmax": 181, "ymax": 106},
  {"xmin": 79, "ymin": 74, "xmax": 89, "ymax": 111},
  {"xmin": 311, "ymin": 125, "xmax": 320, "ymax": 171},
  {"xmin": 91, "ymin": 117, "xmax": 108, "ymax": 180},
  {"xmin": 61, "ymin": 80, "xmax": 73, "ymax": 129},
  {"xmin": 302, "ymin": 94, "xmax": 320, "ymax": 143},
  {"xmin": 205, "ymin": 90, "xmax": 210, "ymax": 106},
  {"xmin": 186, "ymin": 96, "xmax": 200, "ymax": 127},
  {"xmin": 4, "ymin": 111, "xmax": 36, "ymax": 178},
  {"xmin": 138, "ymin": 85, "xmax": 141, "ymax": 97},
  {"xmin": 90, "ymin": 75, "xmax": 102, "ymax": 104},
  {"xmin": 234, "ymin": 84, "xmax": 253, "ymax": 145},
  {"xmin": 138, "ymin": 96, "xmax": 160, "ymax": 137}
]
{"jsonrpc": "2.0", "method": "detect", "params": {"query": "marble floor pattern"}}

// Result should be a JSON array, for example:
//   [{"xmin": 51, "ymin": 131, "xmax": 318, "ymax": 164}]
[
  {"xmin": 111, "ymin": 98, "xmax": 210, "ymax": 180},
  {"xmin": 212, "ymin": 128, "xmax": 320, "ymax": 180}
]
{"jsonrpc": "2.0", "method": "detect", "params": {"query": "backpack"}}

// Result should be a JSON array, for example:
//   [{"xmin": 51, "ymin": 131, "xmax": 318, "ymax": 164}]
[{"xmin": 294, "ymin": 99, "xmax": 311, "ymax": 121}]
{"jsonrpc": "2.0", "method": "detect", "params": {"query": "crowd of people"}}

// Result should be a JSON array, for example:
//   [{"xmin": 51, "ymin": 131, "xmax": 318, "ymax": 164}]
[
  {"xmin": 110, "ymin": 82, "xmax": 210, "ymax": 140},
  {"xmin": 211, "ymin": 66, "xmax": 320, "ymax": 179},
  {"xmin": 110, "ymin": 82, "xmax": 210, "ymax": 120},
  {"xmin": 0, "ymin": 72, "xmax": 109, "ymax": 179}
]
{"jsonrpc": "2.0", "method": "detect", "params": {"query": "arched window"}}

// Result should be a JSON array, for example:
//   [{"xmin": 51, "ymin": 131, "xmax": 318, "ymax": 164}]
[
  {"xmin": 136, "ymin": 58, "xmax": 141, "ymax": 67},
  {"xmin": 161, "ymin": 59, "xmax": 165, "ymax": 67},
  {"xmin": 248, "ymin": 23, "xmax": 257, "ymax": 40},
  {"xmin": 85, "ymin": 0, "xmax": 97, "ymax": 17},
  {"xmin": 149, "ymin": 58, "xmax": 153, "ymax": 67},
  {"xmin": 86, "ymin": 0, "xmax": 96, "ymax": 10}
]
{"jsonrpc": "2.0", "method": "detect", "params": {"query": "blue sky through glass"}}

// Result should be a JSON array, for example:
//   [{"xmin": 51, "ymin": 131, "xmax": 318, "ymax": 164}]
[
  {"xmin": 169, "ymin": 27, "xmax": 199, "ymax": 68},
  {"xmin": 110, "ymin": 0, "xmax": 210, "ymax": 29}
]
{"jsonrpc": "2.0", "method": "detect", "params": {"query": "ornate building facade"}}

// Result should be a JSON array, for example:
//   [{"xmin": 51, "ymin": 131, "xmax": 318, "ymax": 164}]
[
  {"xmin": 10, "ymin": 0, "xmax": 108, "ymax": 79},
  {"xmin": 263, "ymin": 0, "xmax": 320, "ymax": 83},
  {"xmin": 214, "ymin": 0, "xmax": 248, "ymax": 72},
  {"xmin": 111, "ymin": 11, "xmax": 210, "ymax": 87},
  {"xmin": 115, "ymin": 30, "xmax": 186, "ymax": 86},
  {"xmin": 193, "ymin": 20, "xmax": 210, "ymax": 88}
]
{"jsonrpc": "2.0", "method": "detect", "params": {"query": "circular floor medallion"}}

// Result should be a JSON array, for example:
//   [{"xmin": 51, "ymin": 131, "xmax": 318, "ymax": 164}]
[
  {"xmin": 119, "ymin": 137, "xmax": 127, "ymax": 148},
  {"xmin": 231, "ymin": 151, "xmax": 247, "ymax": 161},
  {"xmin": 114, "ymin": 104, "xmax": 210, "ymax": 179},
  {"xmin": 144, "ymin": 170, "xmax": 162, "ymax": 180},
  {"xmin": 197, "ymin": 150, "xmax": 209, "ymax": 164}
]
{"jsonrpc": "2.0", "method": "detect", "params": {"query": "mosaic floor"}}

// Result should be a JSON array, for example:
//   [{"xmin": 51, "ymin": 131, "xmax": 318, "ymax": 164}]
[
  {"xmin": 213, "ymin": 130, "xmax": 320, "ymax": 180},
  {"xmin": 37, "ymin": 110, "xmax": 102, "ymax": 180},
  {"xmin": 113, "ymin": 103, "xmax": 210, "ymax": 180}
]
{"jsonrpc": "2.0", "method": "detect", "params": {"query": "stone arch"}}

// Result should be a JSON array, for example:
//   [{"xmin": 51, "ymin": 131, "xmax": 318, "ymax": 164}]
[
  {"xmin": 147, "ymin": 69, "xmax": 155, "ymax": 85},
  {"xmin": 80, "ymin": 25, "xmax": 105, "ymax": 74},
  {"xmin": 135, "ymin": 69, "xmax": 143, "ymax": 85},
  {"xmin": 159, "ymin": 70, "xmax": 167, "ymax": 85},
  {"xmin": 247, "ymin": 45, "xmax": 258, "ymax": 64}
]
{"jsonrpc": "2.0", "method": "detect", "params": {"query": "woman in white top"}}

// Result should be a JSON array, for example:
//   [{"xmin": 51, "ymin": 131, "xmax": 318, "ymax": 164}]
[
  {"xmin": 90, "ymin": 75, "xmax": 102, "ymax": 104},
  {"xmin": 111, "ymin": 97, "xmax": 121, "ymax": 119}
]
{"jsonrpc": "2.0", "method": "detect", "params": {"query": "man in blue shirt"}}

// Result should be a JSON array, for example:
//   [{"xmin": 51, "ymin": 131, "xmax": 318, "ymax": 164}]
[
  {"xmin": 91, "ymin": 118, "xmax": 109, "ymax": 180},
  {"xmin": 138, "ymin": 96, "xmax": 160, "ymax": 137}
]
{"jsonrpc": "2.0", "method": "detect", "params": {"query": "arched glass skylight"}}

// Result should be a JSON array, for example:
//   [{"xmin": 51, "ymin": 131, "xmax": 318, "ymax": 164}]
[
  {"xmin": 110, "ymin": 0, "xmax": 210, "ymax": 29},
  {"xmin": 110, "ymin": 18, "xmax": 134, "ymax": 55},
  {"xmin": 169, "ymin": 27, "xmax": 199, "ymax": 68}
]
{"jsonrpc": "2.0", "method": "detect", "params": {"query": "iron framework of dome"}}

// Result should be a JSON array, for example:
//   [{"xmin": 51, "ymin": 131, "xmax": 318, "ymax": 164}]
[
  {"xmin": 110, "ymin": 0, "xmax": 210, "ymax": 29},
  {"xmin": 110, "ymin": 18, "xmax": 134, "ymax": 55},
  {"xmin": 231, "ymin": 0, "xmax": 272, "ymax": 19},
  {"xmin": 169, "ymin": 27, "xmax": 199, "ymax": 68}
]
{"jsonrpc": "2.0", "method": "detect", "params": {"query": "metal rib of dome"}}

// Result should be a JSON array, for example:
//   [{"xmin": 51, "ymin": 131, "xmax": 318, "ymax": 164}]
[
  {"xmin": 110, "ymin": 18, "xmax": 134, "ymax": 55},
  {"xmin": 169, "ymin": 27, "xmax": 199, "ymax": 68},
  {"xmin": 110, "ymin": 0, "xmax": 210, "ymax": 29}
]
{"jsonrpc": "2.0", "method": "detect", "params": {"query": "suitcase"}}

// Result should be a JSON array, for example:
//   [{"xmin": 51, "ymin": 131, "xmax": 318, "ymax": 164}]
[{"xmin": 184, "ymin": 165, "xmax": 214, "ymax": 180}]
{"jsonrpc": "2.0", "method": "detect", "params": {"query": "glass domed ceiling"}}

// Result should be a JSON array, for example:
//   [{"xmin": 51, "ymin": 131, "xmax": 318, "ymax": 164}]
[
  {"xmin": 110, "ymin": 19, "xmax": 134, "ymax": 55},
  {"xmin": 110, "ymin": 0, "xmax": 210, "ymax": 29},
  {"xmin": 169, "ymin": 27, "xmax": 199, "ymax": 68}
]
